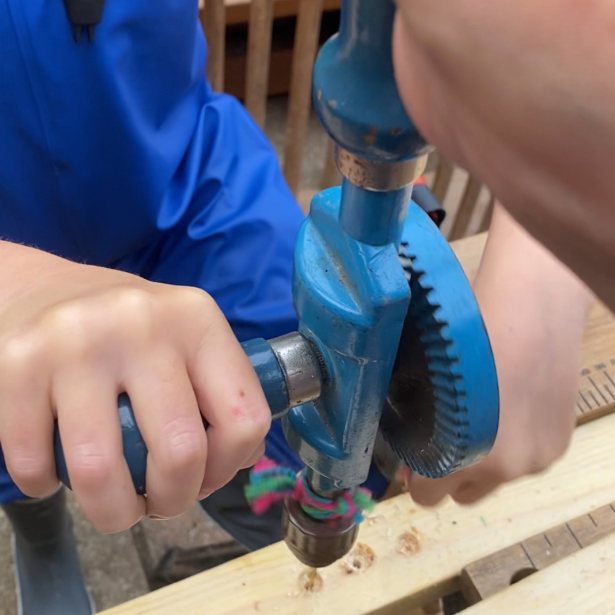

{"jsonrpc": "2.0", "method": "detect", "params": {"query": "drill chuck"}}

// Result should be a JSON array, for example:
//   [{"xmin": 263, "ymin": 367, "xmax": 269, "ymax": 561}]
[{"xmin": 282, "ymin": 497, "xmax": 359, "ymax": 568}]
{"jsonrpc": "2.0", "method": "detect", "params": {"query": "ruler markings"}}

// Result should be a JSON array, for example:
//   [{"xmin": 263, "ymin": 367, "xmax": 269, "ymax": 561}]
[
  {"xmin": 565, "ymin": 523, "xmax": 583, "ymax": 550},
  {"xmin": 588, "ymin": 390, "xmax": 600, "ymax": 407},
  {"xmin": 578, "ymin": 391, "xmax": 592, "ymax": 410},
  {"xmin": 519, "ymin": 543, "xmax": 536, "ymax": 569},
  {"xmin": 588, "ymin": 376, "xmax": 608, "ymax": 404}
]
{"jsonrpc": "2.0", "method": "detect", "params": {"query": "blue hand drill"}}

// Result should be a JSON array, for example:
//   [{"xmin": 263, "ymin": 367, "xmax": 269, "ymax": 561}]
[{"xmin": 54, "ymin": 0, "xmax": 499, "ymax": 567}]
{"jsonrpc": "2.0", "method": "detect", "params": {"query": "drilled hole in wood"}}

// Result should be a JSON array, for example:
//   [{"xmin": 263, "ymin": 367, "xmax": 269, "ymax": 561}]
[
  {"xmin": 397, "ymin": 531, "xmax": 421, "ymax": 555},
  {"xmin": 340, "ymin": 543, "xmax": 376, "ymax": 574},
  {"xmin": 510, "ymin": 568, "xmax": 537, "ymax": 585},
  {"xmin": 299, "ymin": 568, "xmax": 323, "ymax": 593}
]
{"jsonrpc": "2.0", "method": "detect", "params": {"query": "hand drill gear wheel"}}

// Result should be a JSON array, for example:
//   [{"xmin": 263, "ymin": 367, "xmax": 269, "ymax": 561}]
[{"xmin": 380, "ymin": 203, "xmax": 500, "ymax": 479}]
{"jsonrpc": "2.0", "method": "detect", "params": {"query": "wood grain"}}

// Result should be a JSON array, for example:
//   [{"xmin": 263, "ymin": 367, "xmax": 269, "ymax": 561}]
[
  {"xmin": 449, "ymin": 176, "xmax": 484, "ymax": 241},
  {"xmin": 283, "ymin": 0, "xmax": 324, "ymax": 194},
  {"xmin": 244, "ymin": 0, "xmax": 274, "ymax": 127},
  {"xmin": 101, "ymin": 412, "xmax": 615, "ymax": 615},
  {"xmin": 461, "ymin": 503, "xmax": 615, "ymax": 603},
  {"xmin": 201, "ymin": 0, "xmax": 226, "ymax": 91},
  {"xmin": 430, "ymin": 157, "xmax": 454, "ymax": 204},
  {"xmin": 463, "ymin": 533, "xmax": 615, "ymax": 615},
  {"xmin": 225, "ymin": 0, "xmax": 340, "ymax": 26}
]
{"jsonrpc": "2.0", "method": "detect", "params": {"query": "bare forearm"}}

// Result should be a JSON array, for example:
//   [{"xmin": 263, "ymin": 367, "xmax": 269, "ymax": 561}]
[
  {"xmin": 406, "ymin": 203, "xmax": 594, "ymax": 506},
  {"xmin": 475, "ymin": 205, "xmax": 593, "ymax": 339},
  {"xmin": 474, "ymin": 203, "xmax": 592, "ymax": 436},
  {"xmin": 393, "ymin": 0, "xmax": 615, "ymax": 310}
]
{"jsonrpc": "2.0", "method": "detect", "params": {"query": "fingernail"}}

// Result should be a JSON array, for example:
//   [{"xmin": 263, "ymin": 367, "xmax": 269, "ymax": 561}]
[
  {"xmin": 198, "ymin": 489, "xmax": 212, "ymax": 501},
  {"xmin": 148, "ymin": 515, "xmax": 168, "ymax": 521}
]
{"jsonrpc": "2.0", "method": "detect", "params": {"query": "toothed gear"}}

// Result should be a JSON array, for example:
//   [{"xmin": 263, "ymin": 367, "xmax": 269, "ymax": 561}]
[{"xmin": 379, "ymin": 202, "xmax": 499, "ymax": 479}]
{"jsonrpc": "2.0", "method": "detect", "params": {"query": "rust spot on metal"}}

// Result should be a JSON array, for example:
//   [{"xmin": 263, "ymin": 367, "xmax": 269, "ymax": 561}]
[
  {"xmin": 328, "ymin": 99, "xmax": 338, "ymax": 108},
  {"xmin": 391, "ymin": 127, "xmax": 403, "ymax": 136},
  {"xmin": 364, "ymin": 126, "xmax": 378, "ymax": 145},
  {"xmin": 397, "ymin": 531, "xmax": 421, "ymax": 555},
  {"xmin": 340, "ymin": 543, "xmax": 376, "ymax": 574}
]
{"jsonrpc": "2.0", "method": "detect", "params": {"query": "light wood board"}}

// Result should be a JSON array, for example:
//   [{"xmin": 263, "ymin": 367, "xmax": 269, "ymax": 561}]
[
  {"xmin": 461, "ymin": 502, "xmax": 615, "ymax": 603},
  {"xmin": 463, "ymin": 533, "xmax": 615, "ymax": 615},
  {"xmin": 102, "ymin": 413, "xmax": 615, "ymax": 615}
]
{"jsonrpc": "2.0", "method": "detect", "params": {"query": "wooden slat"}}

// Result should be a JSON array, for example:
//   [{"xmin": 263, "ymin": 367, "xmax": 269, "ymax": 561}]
[
  {"xmin": 430, "ymin": 157, "xmax": 454, "ymax": 204},
  {"xmin": 244, "ymin": 0, "xmax": 275, "ymax": 128},
  {"xmin": 477, "ymin": 195, "xmax": 495, "ymax": 233},
  {"xmin": 201, "ymin": 0, "xmax": 226, "ymax": 92},
  {"xmin": 463, "ymin": 533, "xmax": 615, "ymax": 615},
  {"xmin": 225, "ymin": 0, "xmax": 340, "ymax": 26},
  {"xmin": 320, "ymin": 139, "xmax": 340, "ymax": 190},
  {"xmin": 100, "ymin": 412, "xmax": 615, "ymax": 615},
  {"xmin": 282, "ymin": 0, "xmax": 324, "ymax": 195},
  {"xmin": 449, "ymin": 175, "xmax": 483, "ymax": 241}
]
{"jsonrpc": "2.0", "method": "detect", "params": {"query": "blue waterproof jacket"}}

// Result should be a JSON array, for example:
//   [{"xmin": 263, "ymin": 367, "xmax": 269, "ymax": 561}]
[{"xmin": 0, "ymin": 0, "xmax": 390, "ymax": 504}]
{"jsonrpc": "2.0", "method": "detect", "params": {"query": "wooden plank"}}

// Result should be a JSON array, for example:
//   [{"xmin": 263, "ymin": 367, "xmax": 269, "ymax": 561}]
[
  {"xmin": 320, "ymin": 139, "xmax": 340, "ymax": 191},
  {"xmin": 477, "ymin": 195, "xmax": 494, "ymax": 233},
  {"xmin": 463, "ymin": 533, "xmax": 615, "ymax": 615},
  {"xmin": 449, "ymin": 175, "xmax": 484, "ymax": 241},
  {"xmin": 461, "ymin": 503, "xmax": 615, "ymax": 603},
  {"xmin": 244, "ymin": 0, "xmax": 275, "ymax": 127},
  {"xmin": 223, "ymin": 47, "xmax": 294, "ymax": 101},
  {"xmin": 225, "ymin": 0, "xmax": 340, "ymax": 26},
  {"xmin": 100, "ymin": 413, "xmax": 615, "ymax": 615},
  {"xmin": 430, "ymin": 157, "xmax": 454, "ymax": 204},
  {"xmin": 282, "ymin": 0, "xmax": 324, "ymax": 194},
  {"xmin": 201, "ymin": 0, "xmax": 226, "ymax": 91}
]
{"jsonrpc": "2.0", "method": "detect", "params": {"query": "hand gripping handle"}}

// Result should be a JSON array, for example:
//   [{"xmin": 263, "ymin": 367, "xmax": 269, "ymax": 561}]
[{"xmin": 53, "ymin": 334, "xmax": 322, "ymax": 495}]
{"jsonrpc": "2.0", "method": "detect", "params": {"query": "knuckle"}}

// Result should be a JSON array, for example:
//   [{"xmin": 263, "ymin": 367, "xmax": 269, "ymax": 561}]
[
  {"xmin": 42, "ymin": 302, "xmax": 98, "ymax": 357},
  {"xmin": 112, "ymin": 286, "xmax": 155, "ymax": 318},
  {"xmin": 229, "ymin": 402, "xmax": 271, "ymax": 445},
  {"xmin": 45, "ymin": 301, "xmax": 89, "ymax": 337},
  {"xmin": 0, "ymin": 330, "xmax": 42, "ymax": 377},
  {"xmin": 106, "ymin": 287, "xmax": 157, "ymax": 339},
  {"xmin": 175, "ymin": 286, "xmax": 217, "ymax": 314},
  {"xmin": 158, "ymin": 420, "xmax": 206, "ymax": 471},
  {"xmin": 68, "ymin": 444, "xmax": 117, "ymax": 487},
  {"xmin": 7, "ymin": 451, "xmax": 51, "ymax": 489}
]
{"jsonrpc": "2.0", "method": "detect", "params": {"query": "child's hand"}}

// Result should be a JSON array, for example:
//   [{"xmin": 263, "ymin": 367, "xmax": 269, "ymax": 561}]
[
  {"xmin": 405, "ymin": 206, "xmax": 593, "ymax": 506},
  {"xmin": 0, "ymin": 243, "xmax": 270, "ymax": 532}
]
